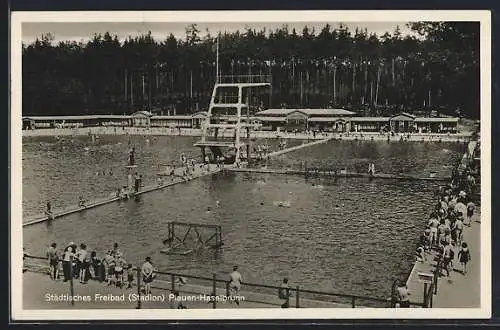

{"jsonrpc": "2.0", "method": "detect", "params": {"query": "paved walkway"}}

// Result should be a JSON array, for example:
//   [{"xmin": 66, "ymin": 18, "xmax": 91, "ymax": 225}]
[
  {"xmin": 406, "ymin": 211, "xmax": 481, "ymax": 308},
  {"xmin": 432, "ymin": 211, "xmax": 481, "ymax": 307},
  {"xmin": 23, "ymin": 269, "xmax": 352, "ymax": 309},
  {"xmin": 23, "ymin": 271, "xmax": 267, "ymax": 309}
]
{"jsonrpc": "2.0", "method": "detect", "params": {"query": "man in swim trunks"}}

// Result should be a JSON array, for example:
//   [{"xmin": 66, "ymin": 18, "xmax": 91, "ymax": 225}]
[
  {"xmin": 453, "ymin": 216, "xmax": 464, "ymax": 245},
  {"xmin": 229, "ymin": 266, "xmax": 242, "ymax": 306},
  {"xmin": 427, "ymin": 216, "xmax": 439, "ymax": 248},
  {"xmin": 46, "ymin": 243, "xmax": 59, "ymax": 280}
]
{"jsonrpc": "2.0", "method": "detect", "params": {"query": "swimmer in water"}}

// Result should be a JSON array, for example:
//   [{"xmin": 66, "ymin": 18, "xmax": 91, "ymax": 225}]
[
  {"xmin": 206, "ymin": 207, "xmax": 212, "ymax": 213},
  {"xmin": 216, "ymin": 201, "xmax": 220, "ymax": 207},
  {"xmin": 260, "ymin": 201, "xmax": 264, "ymax": 205}
]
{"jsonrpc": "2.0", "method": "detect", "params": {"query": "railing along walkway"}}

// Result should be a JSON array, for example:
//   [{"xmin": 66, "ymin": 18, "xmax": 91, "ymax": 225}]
[{"xmin": 24, "ymin": 254, "xmax": 419, "ymax": 308}]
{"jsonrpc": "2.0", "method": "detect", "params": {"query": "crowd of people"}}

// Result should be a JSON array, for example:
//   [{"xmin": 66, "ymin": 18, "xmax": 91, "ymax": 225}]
[
  {"xmin": 415, "ymin": 144, "xmax": 479, "ymax": 285},
  {"xmin": 395, "ymin": 142, "xmax": 480, "ymax": 308},
  {"xmin": 44, "ymin": 241, "xmax": 159, "ymax": 294},
  {"xmin": 42, "ymin": 242, "xmax": 249, "ymax": 309},
  {"xmin": 416, "ymin": 165, "xmax": 477, "ymax": 278}
]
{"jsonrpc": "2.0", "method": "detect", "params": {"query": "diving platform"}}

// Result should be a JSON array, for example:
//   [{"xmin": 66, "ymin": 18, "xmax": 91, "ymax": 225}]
[
  {"xmin": 195, "ymin": 74, "xmax": 272, "ymax": 165},
  {"xmin": 217, "ymin": 74, "xmax": 272, "ymax": 84},
  {"xmin": 194, "ymin": 141, "xmax": 245, "ymax": 148},
  {"xmin": 214, "ymin": 82, "xmax": 270, "ymax": 88}
]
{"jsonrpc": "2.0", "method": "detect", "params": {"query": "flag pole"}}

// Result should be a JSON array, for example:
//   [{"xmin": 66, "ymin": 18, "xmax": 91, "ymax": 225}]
[{"xmin": 216, "ymin": 34, "xmax": 219, "ymax": 83}]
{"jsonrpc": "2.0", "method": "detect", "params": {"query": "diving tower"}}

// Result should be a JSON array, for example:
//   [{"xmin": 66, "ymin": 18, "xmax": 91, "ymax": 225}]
[{"xmin": 194, "ymin": 75, "xmax": 271, "ymax": 164}]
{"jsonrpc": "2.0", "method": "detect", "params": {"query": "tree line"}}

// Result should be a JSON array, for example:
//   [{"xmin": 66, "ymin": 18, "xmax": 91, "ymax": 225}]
[{"xmin": 22, "ymin": 22, "xmax": 479, "ymax": 118}]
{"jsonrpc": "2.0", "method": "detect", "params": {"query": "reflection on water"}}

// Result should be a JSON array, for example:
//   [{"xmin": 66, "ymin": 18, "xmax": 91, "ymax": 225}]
[{"xmin": 22, "ymin": 135, "xmax": 464, "ymax": 298}]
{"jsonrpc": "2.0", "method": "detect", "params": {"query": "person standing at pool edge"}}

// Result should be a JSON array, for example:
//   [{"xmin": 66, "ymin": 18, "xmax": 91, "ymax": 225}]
[
  {"xmin": 397, "ymin": 282, "xmax": 411, "ymax": 308},
  {"xmin": 142, "ymin": 257, "xmax": 155, "ymax": 295},
  {"xmin": 46, "ymin": 243, "xmax": 59, "ymax": 280},
  {"xmin": 45, "ymin": 202, "xmax": 54, "ymax": 221},
  {"xmin": 229, "ymin": 266, "xmax": 242, "ymax": 306},
  {"xmin": 61, "ymin": 245, "xmax": 74, "ymax": 282},
  {"xmin": 128, "ymin": 147, "xmax": 135, "ymax": 166},
  {"xmin": 278, "ymin": 277, "xmax": 292, "ymax": 308}
]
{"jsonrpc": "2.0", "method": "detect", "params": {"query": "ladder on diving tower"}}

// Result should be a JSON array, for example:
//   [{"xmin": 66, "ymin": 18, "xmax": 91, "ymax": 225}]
[{"xmin": 194, "ymin": 75, "xmax": 271, "ymax": 165}]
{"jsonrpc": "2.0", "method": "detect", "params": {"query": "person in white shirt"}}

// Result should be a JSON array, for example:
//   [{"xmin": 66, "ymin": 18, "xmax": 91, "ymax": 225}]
[
  {"xmin": 114, "ymin": 255, "xmax": 127, "ymax": 288},
  {"xmin": 61, "ymin": 246, "xmax": 74, "ymax": 282},
  {"xmin": 78, "ymin": 243, "xmax": 90, "ymax": 284},
  {"xmin": 104, "ymin": 251, "xmax": 116, "ymax": 286},
  {"xmin": 141, "ymin": 257, "xmax": 155, "ymax": 294}
]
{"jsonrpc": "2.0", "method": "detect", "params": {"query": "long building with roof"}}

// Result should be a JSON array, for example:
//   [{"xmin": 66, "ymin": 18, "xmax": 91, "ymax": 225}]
[
  {"xmin": 22, "ymin": 109, "xmax": 459, "ymax": 134},
  {"xmin": 254, "ymin": 109, "xmax": 459, "ymax": 133}
]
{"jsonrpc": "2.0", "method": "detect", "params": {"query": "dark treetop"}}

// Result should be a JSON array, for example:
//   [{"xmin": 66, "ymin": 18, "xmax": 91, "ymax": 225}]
[{"xmin": 22, "ymin": 22, "xmax": 479, "ymax": 119}]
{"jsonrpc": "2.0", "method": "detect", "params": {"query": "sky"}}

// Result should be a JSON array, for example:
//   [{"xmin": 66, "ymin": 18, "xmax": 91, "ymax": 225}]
[{"xmin": 22, "ymin": 22, "xmax": 415, "ymax": 44}]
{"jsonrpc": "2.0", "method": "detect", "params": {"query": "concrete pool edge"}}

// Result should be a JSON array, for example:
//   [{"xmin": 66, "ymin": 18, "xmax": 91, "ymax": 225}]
[{"xmin": 22, "ymin": 127, "xmax": 473, "ymax": 143}]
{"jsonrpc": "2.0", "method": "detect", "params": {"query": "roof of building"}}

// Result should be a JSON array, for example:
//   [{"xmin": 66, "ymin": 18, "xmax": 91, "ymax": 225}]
[
  {"xmin": 414, "ymin": 117, "xmax": 459, "ymax": 123},
  {"xmin": 350, "ymin": 117, "xmax": 391, "ymax": 122},
  {"xmin": 390, "ymin": 113, "xmax": 417, "ymax": 121},
  {"xmin": 191, "ymin": 111, "xmax": 208, "ymax": 118},
  {"xmin": 308, "ymin": 117, "xmax": 349, "ymax": 122},
  {"xmin": 255, "ymin": 108, "xmax": 356, "ymax": 116},
  {"xmin": 153, "ymin": 115, "xmax": 193, "ymax": 120},
  {"xmin": 254, "ymin": 116, "xmax": 286, "ymax": 122},
  {"xmin": 22, "ymin": 115, "xmax": 132, "ymax": 120},
  {"xmin": 132, "ymin": 111, "xmax": 154, "ymax": 117}
]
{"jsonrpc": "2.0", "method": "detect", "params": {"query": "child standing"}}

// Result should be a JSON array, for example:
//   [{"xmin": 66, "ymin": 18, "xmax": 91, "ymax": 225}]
[
  {"xmin": 458, "ymin": 242, "xmax": 471, "ymax": 275},
  {"xmin": 104, "ymin": 251, "xmax": 116, "ymax": 286}
]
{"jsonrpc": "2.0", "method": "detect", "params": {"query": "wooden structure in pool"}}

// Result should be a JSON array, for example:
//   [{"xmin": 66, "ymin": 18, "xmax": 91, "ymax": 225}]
[{"xmin": 161, "ymin": 221, "xmax": 224, "ymax": 255}]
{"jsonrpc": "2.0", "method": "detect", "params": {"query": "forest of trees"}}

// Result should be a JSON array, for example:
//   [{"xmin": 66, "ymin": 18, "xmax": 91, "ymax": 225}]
[{"xmin": 22, "ymin": 22, "xmax": 480, "ymax": 118}]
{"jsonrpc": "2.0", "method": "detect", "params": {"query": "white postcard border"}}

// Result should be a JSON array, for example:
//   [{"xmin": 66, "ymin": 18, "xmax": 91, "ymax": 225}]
[{"xmin": 10, "ymin": 10, "xmax": 492, "ymax": 320}]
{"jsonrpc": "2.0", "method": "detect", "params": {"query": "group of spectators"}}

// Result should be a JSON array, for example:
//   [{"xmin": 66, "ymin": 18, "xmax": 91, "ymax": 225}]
[
  {"xmin": 45, "ymin": 242, "xmax": 157, "ymax": 294},
  {"xmin": 397, "ymin": 143, "xmax": 480, "ymax": 308}
]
